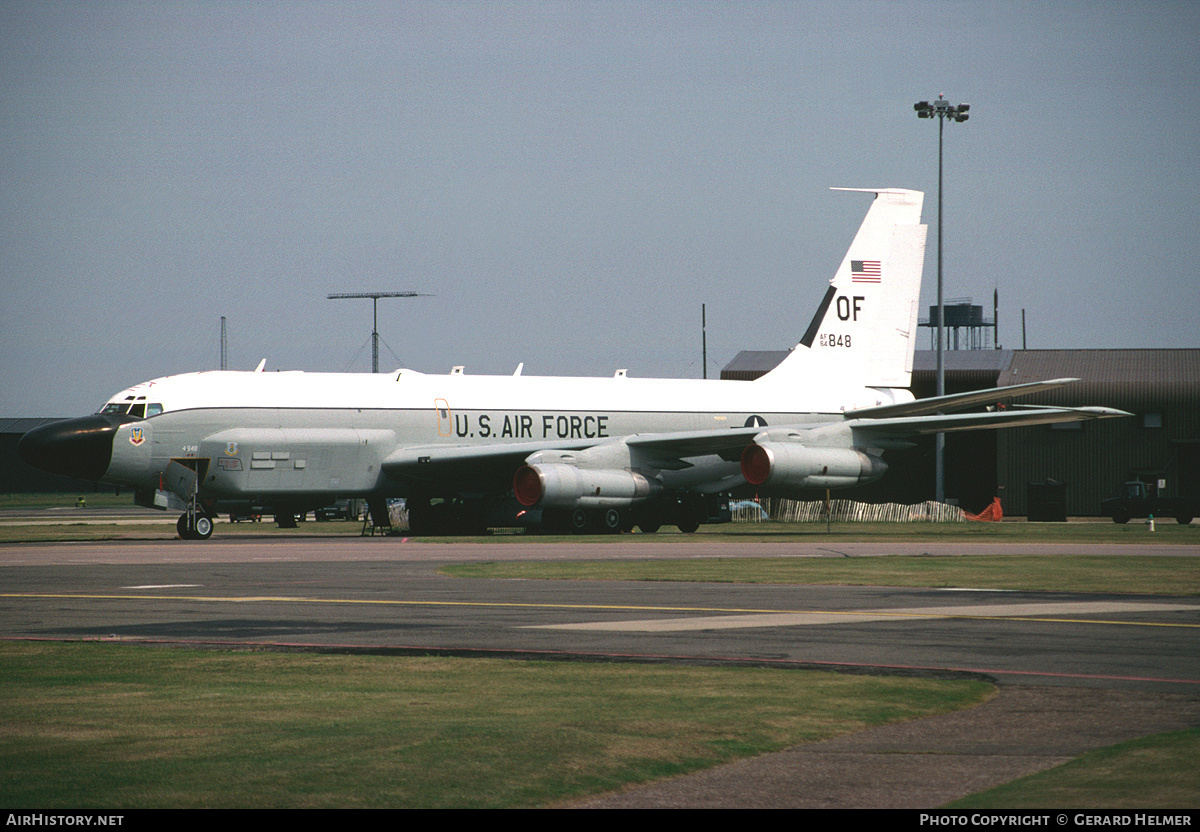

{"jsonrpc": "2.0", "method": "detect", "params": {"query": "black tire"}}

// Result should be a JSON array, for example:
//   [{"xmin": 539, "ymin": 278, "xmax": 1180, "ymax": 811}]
[
  {"xmin": 406, "ymin": 500, "xmax": 433, "ymax": 535},
  {"xmin": 1112, "ymin": 512, "xmax": 1131, "ymax": 525},
  {"xmin": 177, "ymin": 513, "xmax": 212, "ymax": 540},
  {"xmin": 600, "ymin": 508, "xmax": 624, "ymax": 534},
  {"xmin": 538, "ymin": 508, "xmax": 570, "ymax": 534},
  {"xmin": 408, "ymin": 500, "xmax": 456, "ymax": 536},
  {"xmin": 1177, "ymin": 515, "xmax": 1193, "ymax": 525},
  {"xmin": 633, "ymin": 506, "xmax": 663, "ymax": 534},
  {"xmin": 570, "ymin": 508, "xmax": 590, "ymax": 533}
]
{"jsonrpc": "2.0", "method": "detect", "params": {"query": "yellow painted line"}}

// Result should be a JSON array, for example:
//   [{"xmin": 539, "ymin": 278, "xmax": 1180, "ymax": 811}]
[
  {"xmin": 536, "ymin": 600, "xmax": 1200, "ymax": 632},
  {"xmin": 2, "ymin": 593, "xmax": 1197, "ymax": 630},
  {"xmin": 535, "ymin": 610, "xmax": 1200, "ymax": 632},
  {"xmin": 0, "ymin": 592, "xmax": 781, "ymax": 614}
]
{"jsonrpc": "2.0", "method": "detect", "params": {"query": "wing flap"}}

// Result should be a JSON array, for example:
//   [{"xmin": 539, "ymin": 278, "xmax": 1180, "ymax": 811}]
[{"xmin": 382, "ymin": 438, "xmax": 599, "ymax": 492}]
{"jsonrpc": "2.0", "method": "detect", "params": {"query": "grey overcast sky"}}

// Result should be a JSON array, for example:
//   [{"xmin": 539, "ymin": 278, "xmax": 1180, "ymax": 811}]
[{"xmin": 3, "ymin": 0, "xmax": 1198, "ymax": 417}]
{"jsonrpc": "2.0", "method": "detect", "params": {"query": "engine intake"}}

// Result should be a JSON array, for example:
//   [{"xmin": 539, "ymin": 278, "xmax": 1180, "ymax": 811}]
[
  {"xmin": 740, "ymin": 443, "xmax": 886, "ymax": 490},
  {"xmin": 514, "ymin": 463, "xmax": 660, "ymax": 509}
]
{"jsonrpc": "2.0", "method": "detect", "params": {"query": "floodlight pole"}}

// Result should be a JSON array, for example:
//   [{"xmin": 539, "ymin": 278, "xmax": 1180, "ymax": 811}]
[
  {"xmin": 914, "ymin": 94, "xmax": 970, "ymax": 504},
  {"xmin": 327, "ymin": 291, "xmax": 429, "ymax": 373}
]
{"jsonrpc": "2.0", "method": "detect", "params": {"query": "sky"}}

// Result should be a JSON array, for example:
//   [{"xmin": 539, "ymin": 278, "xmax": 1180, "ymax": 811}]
[{"xmin": 3, "ymin": 0, "xmax": 1198, "ymax": 417}]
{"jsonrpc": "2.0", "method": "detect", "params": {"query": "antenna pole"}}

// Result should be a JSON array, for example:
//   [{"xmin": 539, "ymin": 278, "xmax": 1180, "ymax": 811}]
[{"xmin": 327, "ymin": 291, "xmax": 431, "ymax": 373}]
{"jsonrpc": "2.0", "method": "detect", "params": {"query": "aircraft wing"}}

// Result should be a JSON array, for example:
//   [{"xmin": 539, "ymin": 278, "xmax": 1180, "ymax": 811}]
[
  {"xmin": 623, "ymin": 402, "xmax": 1132, "ymax": 468},
  {"xmin": 620, "ymin": 392, "xmax": 1130, "ymax": 457},
  {"xmin": 845, "ymin": 405, "xmax": 1131, "ymax": 438},
  {"xmin": 382, "ymin": 426, "xmax": 782, "ymax": 490},
  {"xmin": 382, "ymin": 400, "xmax": 1130, "ymax": 492}
]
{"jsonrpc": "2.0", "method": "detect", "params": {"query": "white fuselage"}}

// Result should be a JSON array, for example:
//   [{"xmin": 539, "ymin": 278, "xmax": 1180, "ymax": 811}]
[{"xmin": 100, "ymin": 367, "xmax": 912, "ymax": 501}]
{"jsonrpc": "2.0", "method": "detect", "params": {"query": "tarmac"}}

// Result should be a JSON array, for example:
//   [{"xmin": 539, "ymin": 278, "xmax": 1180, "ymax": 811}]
[
  {"xmin": 565, "ymin": 685, "xmax": 1200, "ymax": 809},
  {"xmin": 3, "ymin": 527, "xmax": 1198, "ymax": 809}
]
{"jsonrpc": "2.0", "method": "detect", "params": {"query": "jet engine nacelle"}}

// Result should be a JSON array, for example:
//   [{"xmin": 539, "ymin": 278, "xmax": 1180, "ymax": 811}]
[
  {"xmin": 513, "ymin": 463, "xmax": 661, "ymax": 509},
  {"xmin": 740, "ymin": 443, "xmax": 887, "ymax": 490}
]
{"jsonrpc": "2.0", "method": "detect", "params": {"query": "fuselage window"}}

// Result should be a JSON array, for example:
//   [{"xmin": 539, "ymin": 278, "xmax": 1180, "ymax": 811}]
[
  {"xmin": 147, "ymin": 403, "xmax": 163, "ymax": 417},
  {"xmin": 128, "ymin": 403, "xmax": 146, "ymax": 418},
  {"xmin": 100, "ymin": 403, "xmax": 129, "ymax": 415}
]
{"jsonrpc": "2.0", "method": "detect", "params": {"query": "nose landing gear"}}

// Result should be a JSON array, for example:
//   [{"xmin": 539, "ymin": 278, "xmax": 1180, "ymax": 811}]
[{"xmin": 177, "ymin": 510, "xmax": 213, "ymax": 540}]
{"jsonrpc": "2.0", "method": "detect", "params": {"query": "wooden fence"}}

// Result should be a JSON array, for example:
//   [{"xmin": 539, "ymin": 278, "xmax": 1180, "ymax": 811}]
[{"xmin": 732, "ymin": 497, "xmax": 966, "ymax": 524}]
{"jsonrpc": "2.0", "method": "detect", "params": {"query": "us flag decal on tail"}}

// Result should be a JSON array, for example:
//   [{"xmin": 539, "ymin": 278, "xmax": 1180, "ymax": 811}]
[{"xmin": 851, "ymin": 260, "xmax": 881, "ymax": 283}]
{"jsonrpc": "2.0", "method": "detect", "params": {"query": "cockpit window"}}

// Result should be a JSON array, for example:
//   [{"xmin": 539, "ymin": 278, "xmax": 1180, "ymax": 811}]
[{"xmin": 98, "ymin": 402, "xmax": 164, "ymax": 418}]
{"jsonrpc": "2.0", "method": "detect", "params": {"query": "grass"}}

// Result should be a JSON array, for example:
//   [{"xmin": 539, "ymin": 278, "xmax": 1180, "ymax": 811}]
[
  {"xmin": 947, "ymin": 727, "xmax": 1200, "ymax": 810},
  {"xmin": 443, "ymin": 555, "xmax": 1200, "ymax": 596},
  {"xmin": 714, "ymin": 519, "xmax": 1198, "ymax": 543},
  {"xmin": 0, "ymin": 491, "xmax": 366, "ymax": 542},
  {"xmin": 0, "ymin": 492, "xmax": 134, "ymax": 510},
  {"xmin": 2, "ymin": 513, "xmax": 1197, "ymax": 545},
  {"xmin": 0, "ymin": 519, "xmax": 367, "ymax": 544},
  {"xmin": 2, "ymin": 492, "xmax": 1197, "ymax": 544},
  {"xmin": 0, "ymin": 641, "xmax": 992, "ymax": 809}
]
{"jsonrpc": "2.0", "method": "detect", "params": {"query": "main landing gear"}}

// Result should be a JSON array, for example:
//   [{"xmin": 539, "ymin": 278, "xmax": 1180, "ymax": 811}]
[
  {"xmin": 406, "ymin": 497, "xmax": 488, "ymax": 536},
  {"xmin": 541, "ymin": 503, "xmax": 699, "ymax": 535},
  {"xmin": 403, "ymin": 494, "xmax": 726, "ymax": 537},
  {"xmin": 554, "ymin": 506, "xmax": 630, "ymax": 535}
]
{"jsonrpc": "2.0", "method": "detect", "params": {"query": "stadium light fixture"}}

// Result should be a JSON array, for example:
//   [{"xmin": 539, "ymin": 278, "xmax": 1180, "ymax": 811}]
[{"xmin": 914, "ymin": 94, "xmax": 971, "ymax": 504}]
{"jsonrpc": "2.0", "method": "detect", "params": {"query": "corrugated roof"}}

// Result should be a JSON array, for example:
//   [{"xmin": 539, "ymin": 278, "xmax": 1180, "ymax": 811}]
[
  {"xmin": 997, "ymin": 350, "xmax": 1200, "ymax": 444},
  {"xmin": 999, "ymin": 350, "xmax": 1200, "ymax": 397},
  {"xmin": 913, "ymin": 350, "xmax": 1013, "ymax": 373}
]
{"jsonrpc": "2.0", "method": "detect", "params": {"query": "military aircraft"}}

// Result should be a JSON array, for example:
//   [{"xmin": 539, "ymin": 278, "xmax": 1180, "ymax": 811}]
[{"xmin": 18, "ymin": 187, "xmax": 1127, "ymax": 538}]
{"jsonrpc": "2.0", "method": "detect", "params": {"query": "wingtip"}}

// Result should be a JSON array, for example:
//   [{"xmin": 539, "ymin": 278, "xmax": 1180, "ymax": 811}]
[{"xmin": 829, "ymin": 187, "xmax": 923, "ymax": 196}]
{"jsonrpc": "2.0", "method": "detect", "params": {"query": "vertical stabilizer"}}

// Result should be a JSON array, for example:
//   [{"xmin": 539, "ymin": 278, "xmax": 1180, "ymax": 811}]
[{"xmin": 758, "ymin": 188, "xmax": 927, "ymax": 390}]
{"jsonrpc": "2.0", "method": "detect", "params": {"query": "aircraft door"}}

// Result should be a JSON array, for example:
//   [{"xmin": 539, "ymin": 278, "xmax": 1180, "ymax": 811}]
[{"xmin": 435, "ymin": 399, "xmax": 452, "ymax": 437}]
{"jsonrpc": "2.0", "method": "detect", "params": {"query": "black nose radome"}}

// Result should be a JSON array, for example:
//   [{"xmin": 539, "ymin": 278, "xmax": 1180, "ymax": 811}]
[{"xmin": 18, "ymin": 414, "xmax": 135, "ymax": 482}]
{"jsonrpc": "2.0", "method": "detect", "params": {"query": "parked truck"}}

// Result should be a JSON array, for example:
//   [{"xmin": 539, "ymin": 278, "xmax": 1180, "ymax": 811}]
[{"xmin": 1100, "ymin": 481, "xmax": 1198, "ymax": 525}]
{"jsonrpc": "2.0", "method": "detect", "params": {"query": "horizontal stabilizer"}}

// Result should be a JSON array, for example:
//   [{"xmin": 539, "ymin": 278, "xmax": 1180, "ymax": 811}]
[
  {"xmin": 847, "ymin": 406, "xmax": 1130, "ymax": 437},
  {"xmin": 846, "ymin": 378, "xmax": 1083, "ymax": 419}
]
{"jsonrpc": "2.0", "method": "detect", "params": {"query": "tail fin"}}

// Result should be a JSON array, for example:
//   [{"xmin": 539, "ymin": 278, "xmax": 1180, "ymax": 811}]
[{"xmin": 758, "ymin": 188, "xmax": 927, "ymax": 390}]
